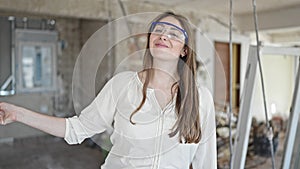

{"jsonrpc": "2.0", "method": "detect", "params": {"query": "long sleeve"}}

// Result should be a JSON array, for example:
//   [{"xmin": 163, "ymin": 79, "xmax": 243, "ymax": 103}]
[
  {"xmin": 191, "ymin": 87, "xmax": 217, "ymax": 169},
  {"xmin": 64, "ymin": 73, "xmax": 122, "ymax": 144}
]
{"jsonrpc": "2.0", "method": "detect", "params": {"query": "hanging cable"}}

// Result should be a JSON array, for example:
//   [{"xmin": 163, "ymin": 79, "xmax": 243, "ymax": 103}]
[
  {"xmin": 252, "ymin": 0, "xmax": 276, "ymax": 169},
  {"xmin": 117, "ymin": 0, "xmax": 132, "ymax": 35},
  {"xmin": 228, "ymin": 0, "xmax": 234, "ymax": 168},
  {"xmin": 116, "ymin": 0, "xmax": 141, "ymax": 54},
  {"xmin": 105, "ymin": 0, "xmax": 114, "ymax": 79}
]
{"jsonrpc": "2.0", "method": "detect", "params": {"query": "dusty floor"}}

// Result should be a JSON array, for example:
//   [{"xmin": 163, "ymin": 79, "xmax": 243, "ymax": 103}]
[
  {"xmin": 245, "ymin": 132, "xmax": 286, "ymax": 169},
  {"xmin": 0, "ymin": 133, "xmax": 289, "ymax": 169},
  {"xmin": 0, "ymin": 135, "xmax": 105, "ymax": 169}
]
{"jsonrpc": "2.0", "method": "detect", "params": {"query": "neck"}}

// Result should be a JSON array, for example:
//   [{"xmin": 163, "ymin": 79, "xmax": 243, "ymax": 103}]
[
  {"xmin": 150, "ymin": 59, "xmax": 179, "ymax": 88},
  {"xmin": 153, "ymin": 58, "xmax": 179, "ymax": 75}
]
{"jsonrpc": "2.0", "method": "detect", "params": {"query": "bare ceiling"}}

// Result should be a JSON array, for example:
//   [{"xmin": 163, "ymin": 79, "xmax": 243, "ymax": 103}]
[
  {"xmin": 141, "ymin": 0, "xmax": 300, "ymax": 15},
  {"xmin": 1, "ymin": 0, "xmax": 300, "ymax": 33},
  {"xmin": 136, "ymin": 0, "xmax": 300, "ymax": 45}
]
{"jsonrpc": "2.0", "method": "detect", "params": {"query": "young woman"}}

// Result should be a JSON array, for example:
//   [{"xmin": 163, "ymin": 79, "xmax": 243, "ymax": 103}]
[{"xmin": 0, "ymin": 12, "xmax": 216, "ymax": 168}]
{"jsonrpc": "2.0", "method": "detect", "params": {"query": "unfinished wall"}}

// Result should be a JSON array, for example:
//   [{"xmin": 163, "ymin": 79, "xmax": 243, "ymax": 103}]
[
  {"xmin": 0, "ymin": 10, "xmax": 107, "ymax": 139},
  {"xmin": 0, "ymin": 13, "xmax": 80, "ymax": 138}
]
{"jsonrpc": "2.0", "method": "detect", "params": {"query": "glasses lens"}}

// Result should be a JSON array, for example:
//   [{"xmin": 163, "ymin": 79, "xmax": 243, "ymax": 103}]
[{"xmin": 151, "ymin": 22, "xmax": 185, "ymax": 42}]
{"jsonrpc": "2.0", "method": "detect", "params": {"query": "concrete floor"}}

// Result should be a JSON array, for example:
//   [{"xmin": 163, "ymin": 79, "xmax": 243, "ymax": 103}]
[
  {"xmin": 245, "ymin": 131, "xmax": 286, "ymax": 169},
  {"xmin": 0, "ymin": 132, "xmax": 288, "ymax": 169},
  {"xmin": 0, "ymin": 135, "xmax": 105, "ymax": 169}
]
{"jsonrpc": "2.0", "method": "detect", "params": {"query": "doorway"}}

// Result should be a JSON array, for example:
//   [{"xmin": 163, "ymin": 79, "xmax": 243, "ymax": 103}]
[{"xmin": 214, "ymin": 41, "xmax": 241, "ymax": 112}]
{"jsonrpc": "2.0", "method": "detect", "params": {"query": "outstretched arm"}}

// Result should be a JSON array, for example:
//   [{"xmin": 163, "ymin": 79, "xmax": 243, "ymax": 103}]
[{"xmin": 0, "ymin": 102, "xmax": 66, "ymax": 138}]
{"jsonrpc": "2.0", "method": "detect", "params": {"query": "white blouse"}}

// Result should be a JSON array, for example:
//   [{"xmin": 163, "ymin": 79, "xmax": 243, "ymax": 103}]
[{"xmin": 64, "ymin": 71, "xmax": 217, "ymax": 169}]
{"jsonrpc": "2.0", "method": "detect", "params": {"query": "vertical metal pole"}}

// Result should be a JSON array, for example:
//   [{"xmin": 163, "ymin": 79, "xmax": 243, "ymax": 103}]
[
  {"xmin": 106, "ymin": 0, "xmax": 114, "ymax": 79},
  {"xmin": 294, "ymin": 144, "xmax": 300, "ymax": 169},
  {"xmin": 252, "ymin": 0, "xmax": 276, "ymax": 167},
  {"xmin": 232, "ymin": 46, "xmax": 258, "ymax": 169},
  {"xmin": 9, "ymin": 16, "xmax": 16, "ymax": 95},
  {"xmin": 228, "ymin": 0, "xmax": 234, "ymax": 167},
  {"xmin": 282, "ymin": 57, "xmax": 300, "ymax": 169}
]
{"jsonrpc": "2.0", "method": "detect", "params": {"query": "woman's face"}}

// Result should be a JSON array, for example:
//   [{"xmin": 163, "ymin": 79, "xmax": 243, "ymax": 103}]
[{"xmin": 149, "ymin": 16, "xmax": 186, "ymax": 62}]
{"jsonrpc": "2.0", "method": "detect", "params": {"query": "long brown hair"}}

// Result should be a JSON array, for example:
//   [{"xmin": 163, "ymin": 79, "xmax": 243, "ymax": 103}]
[{"xmin": 130, "ymin": 12, "xmax": 201, "ymax": 143}]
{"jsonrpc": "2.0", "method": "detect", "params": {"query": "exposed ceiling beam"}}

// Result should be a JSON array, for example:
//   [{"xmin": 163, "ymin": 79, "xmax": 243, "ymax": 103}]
[
  {"xmin": 2, "ymin": 0, "xmax": 300, "ymax": 34},
  {"xmin": 235, "ymin": 5, "xmax": 300, "ymax": 32},
  {"xmin": 0, "ymin": 0, "xmax": 108, "ymax": 19}
]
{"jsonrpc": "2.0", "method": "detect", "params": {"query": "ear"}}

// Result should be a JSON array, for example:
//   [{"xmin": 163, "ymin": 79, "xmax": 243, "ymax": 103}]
[{"xmin": 180, "ymin": 47, "xmax": 187, "ymax": 57}]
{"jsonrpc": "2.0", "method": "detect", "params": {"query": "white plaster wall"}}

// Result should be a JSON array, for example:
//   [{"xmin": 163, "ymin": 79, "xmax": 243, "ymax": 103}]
[{"xmin": 251, "ymin": 55, "xmax": 295, "ymax": 121}]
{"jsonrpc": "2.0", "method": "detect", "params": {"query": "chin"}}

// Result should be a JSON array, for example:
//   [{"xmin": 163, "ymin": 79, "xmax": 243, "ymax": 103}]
[
  {"xmin": 152, "ymin": 53, "xmax": 179, "ymax": 61},
  {"xmin": 151, "ymin": 48, "xmax": 179, "ymax": 59}
]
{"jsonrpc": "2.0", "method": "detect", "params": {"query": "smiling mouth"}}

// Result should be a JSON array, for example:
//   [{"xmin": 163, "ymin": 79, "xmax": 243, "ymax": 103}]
[{"xmin": 155, "ymin": 43, "xmax": 169, "ymax": 48}]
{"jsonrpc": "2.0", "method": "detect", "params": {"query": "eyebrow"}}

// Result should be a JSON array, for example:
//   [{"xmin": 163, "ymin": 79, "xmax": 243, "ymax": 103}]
[
  {"xmin": 170, "ymin": 27, "xmax": 180, "ymax": 31},
  {"xmin": 154, "ymin": 21, "xmax": 184, "ymax": 31},
  {"xmin": 157, "ymin": 24, "xmax": 179, "ymax": 31}
]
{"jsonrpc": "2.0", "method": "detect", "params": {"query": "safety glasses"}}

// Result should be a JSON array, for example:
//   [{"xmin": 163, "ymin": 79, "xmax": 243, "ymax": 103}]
[{"xmin": 150, "ymin": 21, "xmax": 188, "ymax": 44}]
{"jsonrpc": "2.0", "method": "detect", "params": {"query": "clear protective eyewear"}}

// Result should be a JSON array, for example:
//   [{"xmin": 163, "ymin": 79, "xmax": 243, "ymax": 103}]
[{"xmin": 150, "ymin": 21, "xmax": 188, "ymax": 44}]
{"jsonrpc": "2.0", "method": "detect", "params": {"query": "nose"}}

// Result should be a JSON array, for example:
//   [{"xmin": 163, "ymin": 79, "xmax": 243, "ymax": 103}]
[{"xmin": 159, "ymin": 32, "xmax": 169, "ymax": 41}]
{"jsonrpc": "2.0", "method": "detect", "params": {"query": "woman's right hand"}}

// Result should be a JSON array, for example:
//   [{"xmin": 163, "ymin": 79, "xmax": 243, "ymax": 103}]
[
  {"xmin": 0, "ymin": 101, "xmax": 66, "ymax": 137},
  {"xmin": 0, "ymin": 102, "xmax": 20, "ymax": 125}
]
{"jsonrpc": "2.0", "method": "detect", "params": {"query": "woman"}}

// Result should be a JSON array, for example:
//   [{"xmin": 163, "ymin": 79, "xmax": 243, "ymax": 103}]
[{"xmin": 0, "ymin": 12, "xmax": 216, "ymax": 168}]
